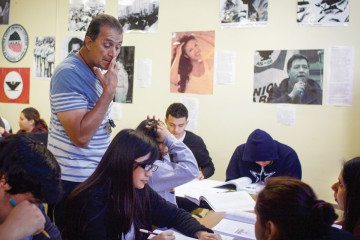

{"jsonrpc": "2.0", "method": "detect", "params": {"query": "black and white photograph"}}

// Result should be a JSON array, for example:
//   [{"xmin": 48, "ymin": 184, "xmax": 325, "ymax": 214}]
[
  {"xmin": 114, "ymin": 46, "xmax": 135, "ymax": 103},
  {"xmin": 33, "ymin": 36, "xmax": 55, "ymax": 79},
  {"xmin": 220, "ymin": 0, "xmax": 268, "ymax": 27},
  {"xmin": 297, "ymin": 0, "xmax": 349, "ymax": 26},
  {"xmin": 0, "ymin": 0, "xmax": 10, "ymax": 25},
  {"xmin": 253, "ymin": 49, "xmax": 324, "ymax": 105},
  {"xmin": 117, "ymin": 0, "xmax": 159, "ymax": 33},
  {"xmin": 61, "ymin": 36, "xmax": 83, "ymax": 60},
  {"xmin": 68, "ymin": 0, "xmax": 105, "ymax": 31}
]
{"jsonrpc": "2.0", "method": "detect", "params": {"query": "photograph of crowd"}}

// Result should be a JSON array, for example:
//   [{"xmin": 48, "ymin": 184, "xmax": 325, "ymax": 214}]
[
  {"xmin": 253, "ymin": 49, "xmax": 324, "ymax": 105},
  {"xmin": 33, "ymin": 36, "xmax": 55, "ymax": 78},
  {"xmin": 297, "ymin": 0, "xmax": 349, "ymax": 25},
  {"xmin": 0, "ymin": 0, "xmax": 10, "ymax": 25},
  {"xmin": 68, "ymin": 0, "xmax": 105, "ymax": 31},
  {"xmin": 114, "ymin": 46, "xmax": 135, "ymax": 104},
  {"xmin": 220, "ymin": 0, "xmax": 268, "ymax": 27},
  {"xmin": 117, "ymin": 0, "xmax": 159, "ymax": 33}
]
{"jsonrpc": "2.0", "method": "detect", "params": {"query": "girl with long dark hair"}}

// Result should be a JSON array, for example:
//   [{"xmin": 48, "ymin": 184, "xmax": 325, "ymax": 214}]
[
  {"xmin": 255, "ymin": 177, "xmax": 355, "ymax": 240},
  {"xmin": 63, "ymin": 129, "xmax": 219, "ymax": 240},
  {"xmin": 332, "ymin": 157, "xmax": 360, "ymax": 239}
]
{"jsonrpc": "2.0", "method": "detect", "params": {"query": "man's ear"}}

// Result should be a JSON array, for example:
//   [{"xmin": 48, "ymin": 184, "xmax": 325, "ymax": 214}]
[
  {"xmin": 83, "ymin": 36, "xmax": 93, "ymax": 50},
  {"xmin": 264, "ymin": 220, "xmax": 279, "ymax": 240}
]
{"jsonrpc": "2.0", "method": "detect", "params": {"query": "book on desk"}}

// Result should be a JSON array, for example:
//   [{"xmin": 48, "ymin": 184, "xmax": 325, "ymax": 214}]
[{"xmin": 175, "ymin": 179, "xmax": 256, "ymax": 212}]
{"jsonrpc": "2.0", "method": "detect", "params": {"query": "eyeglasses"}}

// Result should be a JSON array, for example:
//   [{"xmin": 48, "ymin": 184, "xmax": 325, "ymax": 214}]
[{"xmin": 134, "ymin": 162, "xmax": 158, "ymax": 172}]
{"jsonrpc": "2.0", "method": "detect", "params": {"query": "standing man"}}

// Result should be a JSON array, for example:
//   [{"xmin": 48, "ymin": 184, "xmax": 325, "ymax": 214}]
[
  {"xmin": 48, "ymin": 14, "xmax": 123, "ymax": 228},
  {"xmin": 165, "ymin": 103, "xmax": 215, "ymax": 179},
  {"xmin": 267, "ymin": 53, "xmax": 322, "ymax": 104}
]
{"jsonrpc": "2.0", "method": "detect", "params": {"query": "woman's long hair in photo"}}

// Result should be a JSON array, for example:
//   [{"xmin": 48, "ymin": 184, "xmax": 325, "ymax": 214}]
[{"xmin": 171, "ymin": 35, "xmax": 195, "ymax": 93}]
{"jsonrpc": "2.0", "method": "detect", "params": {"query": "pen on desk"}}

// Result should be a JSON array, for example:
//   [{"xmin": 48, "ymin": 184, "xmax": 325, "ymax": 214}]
[
  {"xmin": 9, "ymin": 198, "xmax": 51, "ymax": 239},
  {"xmin": 139, "ymin": 228, "xmax": 158, "ymax": 235}
]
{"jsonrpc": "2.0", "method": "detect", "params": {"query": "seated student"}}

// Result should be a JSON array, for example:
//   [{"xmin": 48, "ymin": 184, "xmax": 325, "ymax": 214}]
[
  {"xmin": 226, "ymin": 129, "xmax": 301, "ymax": 182},
  {"xmin": 0, "ymin": 116, "xmax": 12, "ymax": 138},
  {"xmin": 136, "ymin": 117, "xmax": 199, "ymax": 205},
  {"xmin": 0, "ymin": 134, "xmax": 63, "ymax": 240},
  {"xmin": 332, "ymin": 157, "xmax": 360, "ymax": 239},
  {"xmin": 63, "ymin": 129, "xmax": 220, "ymax": 240},
  {"xmin": 0, "ymin": 107, "xmax": 48, "ymax": 138},
  {"xmin": 165, "ymin": 103, "xmax": 215, "ymax": 179},
  {"xmin": 255, "ymin": 177, "xmax": 355, "ymax": 240}
]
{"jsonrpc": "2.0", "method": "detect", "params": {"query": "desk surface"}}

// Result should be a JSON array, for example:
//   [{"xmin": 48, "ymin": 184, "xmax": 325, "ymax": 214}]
[{"xmin": 197, "ymin": 211, "xmax": 225, "ymax": 229}]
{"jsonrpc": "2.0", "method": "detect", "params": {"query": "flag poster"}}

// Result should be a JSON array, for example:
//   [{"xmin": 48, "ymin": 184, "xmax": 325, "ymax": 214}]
[{"xmin": 0, "ymin": 68, "xmax": 30, "ymax": 103}]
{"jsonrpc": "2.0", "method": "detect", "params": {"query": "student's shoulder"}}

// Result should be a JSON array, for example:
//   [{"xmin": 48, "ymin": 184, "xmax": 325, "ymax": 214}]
[
  {"xmin": 185, "ymin": 130, "xmax": 203, "ymax": 141},
  {"xmin": 316, "ymin": 227, "xmax": 356, "ymax": 240},
  {"xmin": 275, "ymin": 140, "xmax": 297, "ymax": 155}
]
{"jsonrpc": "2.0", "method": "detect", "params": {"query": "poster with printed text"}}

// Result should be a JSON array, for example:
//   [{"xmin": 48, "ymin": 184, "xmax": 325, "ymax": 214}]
[
  {"xmin": 220, "ymin": 0, "xmax": 268, "ymax": 28},
  {"xmin": 68, "ymin": 0, "xmax": 105, "ymax": 31},
  {"xmin": 170, "ymin": 31, "xmax": 215, "ymax": 95},
  {"xmin": 297, "ymin": 0, "xmax": 349, "ymax": 26},
  {"xmin": 253, "ymin": 49, "xmax": 324, "ymax": 105},
  {"xmin": 118, "ymin": 0, "xmax": 159, "ymax": 33},
  {"xmin": 0, "ymin": 68, "xmax": 30, "ymax": 104}
]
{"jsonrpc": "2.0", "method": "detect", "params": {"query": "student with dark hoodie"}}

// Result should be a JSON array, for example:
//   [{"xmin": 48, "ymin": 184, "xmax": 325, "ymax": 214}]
[{"xmin": 226, "ymin": 129, "xmax": 301, "ymax": 182}]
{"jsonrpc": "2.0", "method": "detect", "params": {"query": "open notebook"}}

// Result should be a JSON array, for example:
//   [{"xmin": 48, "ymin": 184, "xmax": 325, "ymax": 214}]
[
  {"xmin": 212, "ymin": 211, "xmax": 256, "ymax": 240},
  {"xmin": 213, "ymin": 177, "xmax": 265, "ymax": 194}
]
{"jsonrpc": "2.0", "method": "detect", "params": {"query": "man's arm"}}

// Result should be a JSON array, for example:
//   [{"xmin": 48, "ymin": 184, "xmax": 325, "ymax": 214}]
[
  {"xmin": 226, "ymin": 145, "xmax": 243, "ymax": 181},
  {"xmin": 283, "ymin": 150, "xmax": 302, "ymax": 179},
  {"xmin": 184, "ymin": 133, "xmax": 215, "ymax": 179},
  {"xmin": 57, "ymin": 57, "xmax": 119, "ymax": 147}
]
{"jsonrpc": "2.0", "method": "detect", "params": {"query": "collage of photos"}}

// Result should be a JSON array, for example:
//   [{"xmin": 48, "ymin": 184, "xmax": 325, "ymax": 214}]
[
  {"xmin": 117, "ymin": 0, "xmax": 159, "ymax": 33},
  {"xmin": 220, "ymin": 0, "xmax": 268, "ymax": 27}
]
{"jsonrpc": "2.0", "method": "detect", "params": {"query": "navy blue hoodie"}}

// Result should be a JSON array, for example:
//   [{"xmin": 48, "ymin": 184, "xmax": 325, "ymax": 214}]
[{"xmin": 226, "ymin": 129, "xmax": 302, "ymax": 182}]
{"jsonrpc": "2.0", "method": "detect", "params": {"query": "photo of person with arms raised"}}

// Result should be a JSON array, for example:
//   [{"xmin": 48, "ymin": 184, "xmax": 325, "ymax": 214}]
[{"xmin": 170, "ymin": 31, "xmax": 215, "ymax": 94}]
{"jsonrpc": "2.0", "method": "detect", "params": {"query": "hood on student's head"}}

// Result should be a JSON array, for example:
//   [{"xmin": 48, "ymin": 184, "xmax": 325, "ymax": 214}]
[{"xmin": 243, "ymin": 129, "xmax": 279, "ymax": 162}]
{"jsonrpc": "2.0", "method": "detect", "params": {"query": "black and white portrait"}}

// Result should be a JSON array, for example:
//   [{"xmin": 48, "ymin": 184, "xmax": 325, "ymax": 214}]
[
  {"xmin": 0, "ymin": 0, "xmax": 10, "ymax": 25},
  {"xmin": 33, "ymin": 36, "xmax": 55, "ymax": 79},
  {"xmin": 117, "ymin": 0, "xmax": 159, "ymax": 33},
  {"xmin": 68, "ymin": 0, "xmax": 105, "ymax": 31},
  {"xmin": 61, "ymin": 36, "xmax": 83, "ymax": 60},
  {"xmin": 253, "ymin": 49, "xmax": 324, "ymax": 105},
  {"xmin": 220, "ymin": 0, "xmax": 268, "ymax": 27},
  {"xmin": 114, "ymin": 46, "xmax": 135, "ymax": 103},
  {"xmin": 297, "ymin": 0, "xmax": 349, "ymax": 26}
]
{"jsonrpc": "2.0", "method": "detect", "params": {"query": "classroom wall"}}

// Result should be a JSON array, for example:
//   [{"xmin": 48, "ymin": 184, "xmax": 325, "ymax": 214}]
[{"xmin": 1, "ymin": 0, "xmax": 359, "ymax": 203}]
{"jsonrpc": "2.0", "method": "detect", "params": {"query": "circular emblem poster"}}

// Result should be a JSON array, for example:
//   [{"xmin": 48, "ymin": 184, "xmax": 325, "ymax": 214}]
[{"xmin": 2, "ymin": 24, "xmax": 29, "ymax": 63}]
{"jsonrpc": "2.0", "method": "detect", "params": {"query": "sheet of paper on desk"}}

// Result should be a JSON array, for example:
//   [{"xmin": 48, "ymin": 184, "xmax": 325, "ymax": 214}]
[
  {"xmin": 200, "ymin": 191, "xmax": 255, "ymax": 212},
  {"xmin": 148, "ymin": 229, "xmax": 235, "ymax": 240},
  {"xmin": 175, "ymin": 179, "xmax": 225, "ymax": 198},
  {"xmin": 212, "ymin": 218, "xmax": 256, "ymax": 240},
  {"xmin": 224, "ymin": 211, "xmax": 256, "ymax": 224}
]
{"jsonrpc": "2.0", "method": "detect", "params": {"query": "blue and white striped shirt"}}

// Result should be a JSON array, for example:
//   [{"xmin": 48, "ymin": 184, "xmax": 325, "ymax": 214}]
[{"xmin": 48, "ymin": 52, "xmax": 111, "ymax": 182}]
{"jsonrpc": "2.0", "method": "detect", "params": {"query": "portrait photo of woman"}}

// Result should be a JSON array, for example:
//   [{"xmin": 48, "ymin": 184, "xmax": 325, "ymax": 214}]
[{"xmin": 170, "ymin": 31, "xmax": 215, "ymax": 95}]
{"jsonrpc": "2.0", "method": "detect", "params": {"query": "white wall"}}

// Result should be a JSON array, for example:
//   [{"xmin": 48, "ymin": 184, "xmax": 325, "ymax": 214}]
[{"xmin": 1, "ymin": 0, "xmax": 359, "ymax": 203}]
